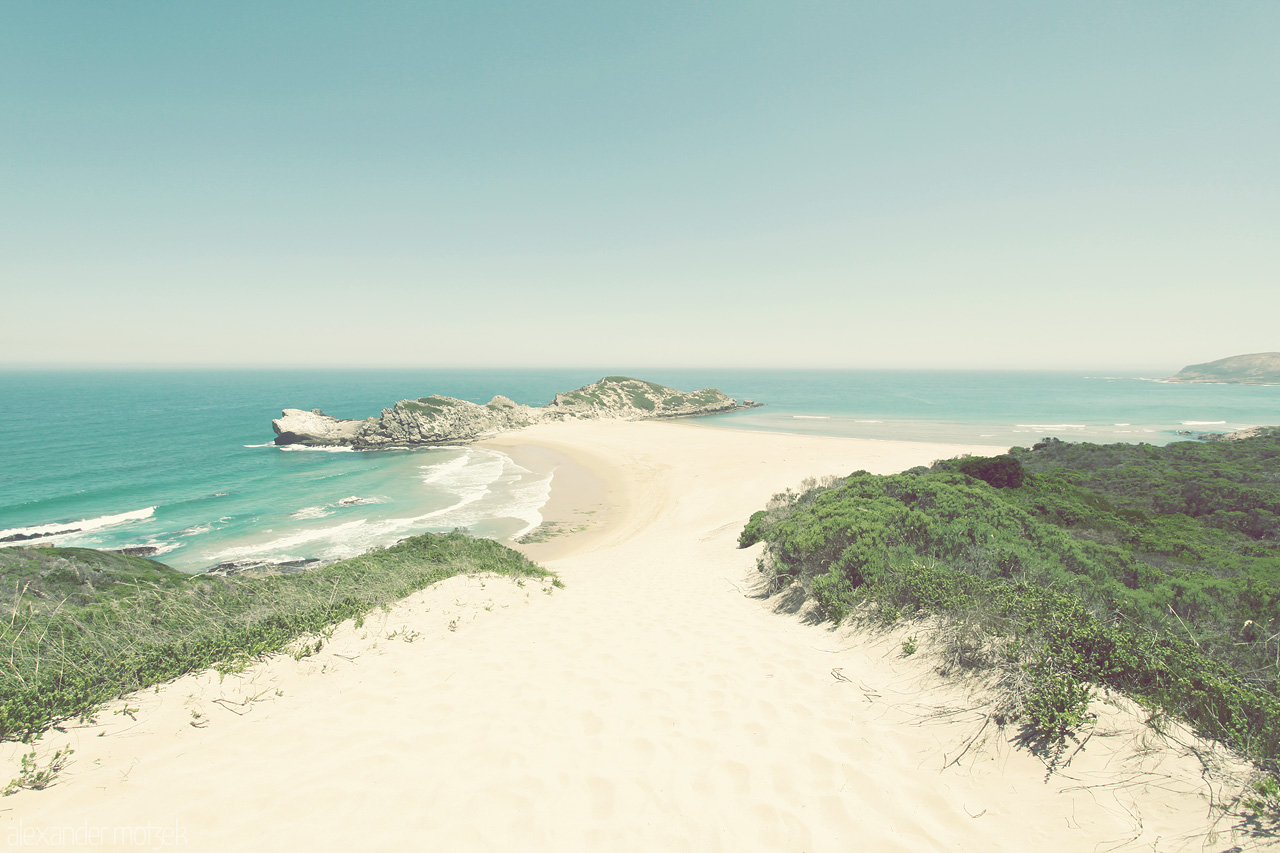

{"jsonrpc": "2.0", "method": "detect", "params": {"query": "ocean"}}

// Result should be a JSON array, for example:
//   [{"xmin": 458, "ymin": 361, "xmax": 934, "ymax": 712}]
[{"xmin": 2, "ymin": 369, "xmax": 1277, "ymax": 572}]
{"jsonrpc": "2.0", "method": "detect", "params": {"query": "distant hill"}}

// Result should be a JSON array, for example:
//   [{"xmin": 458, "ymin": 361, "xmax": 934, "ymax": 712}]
[{"xmin": 1164, "ymin": 352, "xmax": 1280, "ymax": 384}]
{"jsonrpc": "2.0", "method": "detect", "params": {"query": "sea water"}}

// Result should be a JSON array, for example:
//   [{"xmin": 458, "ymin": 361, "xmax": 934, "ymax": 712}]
[
  {"xmin": 668, "ymin": 370, "xmax": 1280, "ymax": 446},
  {"xmin": 2, "ymin": 369, "xmax": 1277, "ymax": 572}
]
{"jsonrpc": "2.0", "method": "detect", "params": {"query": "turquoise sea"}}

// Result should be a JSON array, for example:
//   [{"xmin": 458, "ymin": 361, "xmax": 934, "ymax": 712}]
[{"xmin": 2, "ymin": 369, "xmax": 1277, "ymax": 572}]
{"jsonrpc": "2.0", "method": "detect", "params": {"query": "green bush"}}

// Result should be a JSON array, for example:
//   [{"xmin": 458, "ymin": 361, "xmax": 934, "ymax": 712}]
[
  {"xmin": 743, "ymin": 434, "xmax": 1280, "ymax": 772},
  {"xmin": 1023, "ymin": 658, "xmax": 1093, "ymax": 738},
  {"xmin": 957, "ymin": 455, "xmax": 1026, "ymax": 488}
]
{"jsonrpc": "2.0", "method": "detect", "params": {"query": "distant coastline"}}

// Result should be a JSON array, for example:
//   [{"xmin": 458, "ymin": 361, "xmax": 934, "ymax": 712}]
[{"xmin": 1162, "ymin": 352, "xmax": 1280, "ymax": 385}]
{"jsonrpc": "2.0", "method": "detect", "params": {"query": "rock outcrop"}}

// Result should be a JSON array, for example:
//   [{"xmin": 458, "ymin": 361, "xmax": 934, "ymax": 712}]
[
  {"xmin": 272, "ymin": 376, "xmax": 759, "ymax": 448},
  {"xmin": 1197, "ymin": 425, "xmax": 1280, "ymax": 442},
  {"xmin": 544, "ymin": 377, "xmax": 742, "ymax": 420},
  {"xmin": 270, "ymin": 408, "xmax": 366, "ymax": 445},
  {"xmin": 354, "ymin": 395, "xmax": 543, "ymax": 446},
  {"xmin": 1164, "ymin": 352, "xmax": 1280, "ymax": 384}
]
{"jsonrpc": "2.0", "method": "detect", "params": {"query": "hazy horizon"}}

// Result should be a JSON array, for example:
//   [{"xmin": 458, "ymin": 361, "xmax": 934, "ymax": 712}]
[
  {"xmin": 0, "ymin": 360, "xmax": 1228, "ymax": 375},
  {"xmin": 3, "ymin": 2, "xmax": 1276, "ymax": 371}
]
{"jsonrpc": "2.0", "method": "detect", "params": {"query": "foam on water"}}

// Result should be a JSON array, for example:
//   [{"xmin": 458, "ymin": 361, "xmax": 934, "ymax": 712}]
[
  {"xmin": 207, "ymin": 519, "xmax": 373, "ymax": 564},
  {"xmin": 0, "ymin": 506, "xmax": 157, "ymax": 542},
  {"xmin": 289, "ymin": 496, "xmax": 385, "ymax": 521},
  {"xmin": 198, "ymin": 448, "xmax": 553, "ymax": 567},
  {"xmin": 337, "ymin": 496, "xmax": 384, "ymax": 506},
  {"xmin": 421, "ymin": 449, "xmax": 552, "ymax": 540},
  {"xmin": 290, "ymin": 506, "xmax": 333, "ymax": 520},
  {"xmin": 118, "ymin": 540, "xmax": 181, "ymax": 556},
  {"xmin": 419, "ymin": 454, "xmax": 474, "ymax": 484},
  {"xmin": 176, "ymin": 515, "xmax": 234, "ymax": 537}
]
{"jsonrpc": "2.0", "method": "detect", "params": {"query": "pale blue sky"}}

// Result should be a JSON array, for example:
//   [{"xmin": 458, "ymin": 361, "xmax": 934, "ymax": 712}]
[{"xmin": 3, "ymin": 1, "xmax": 1276, "ymax": 370}]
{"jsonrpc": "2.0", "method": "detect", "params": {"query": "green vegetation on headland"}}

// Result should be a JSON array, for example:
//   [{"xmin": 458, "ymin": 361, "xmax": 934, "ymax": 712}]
[
  {"xmin": 1165, "ymin": 351, "xmax": 1280, "ymax": 384},
  {"xmin": 273, "ymin": 376, "xmax": 756, "ymax": 448},
  {"xmin": 0, "ymin": 533, "xmax": 552, "ymax": 743},
  {"xmin": 741, "ymin": 433, "xmax": 1280, "ymax": 781}
]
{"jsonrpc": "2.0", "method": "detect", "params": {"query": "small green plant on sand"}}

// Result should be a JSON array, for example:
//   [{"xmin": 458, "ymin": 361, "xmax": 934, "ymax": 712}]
[
  {"xmin": 1243, "ymin": 774, "xmax": 1280, "ymax": 818},
  {"xmin": 901, "ymin": 636, "xmax": 918, "ymax": 657},
  {"xmin": 1023, "ymin": 660, "xmax": 1094, "ymax": 740},
  {"xmin": 3, "ymin": 748, "xmax": 74, "ymax": 795}
]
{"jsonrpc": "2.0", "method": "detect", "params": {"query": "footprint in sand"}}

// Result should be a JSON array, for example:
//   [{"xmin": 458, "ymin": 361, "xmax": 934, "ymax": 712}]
[
  {"xmin": 588, "ymin": 776, "xmax": 615, "ymax": 820},
  {"xmin": 580, "ymin": 710, "xmax": 604, "ymax": 735},
  {"xmin": 718, "ymin": 758, "xmax": 753, "ymax": 796}
]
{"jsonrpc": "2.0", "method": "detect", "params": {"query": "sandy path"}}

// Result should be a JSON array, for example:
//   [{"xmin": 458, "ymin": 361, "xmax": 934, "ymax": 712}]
[{"xmin": 1, "ymin": 422, "xmax": 1261, "ymax": 851}]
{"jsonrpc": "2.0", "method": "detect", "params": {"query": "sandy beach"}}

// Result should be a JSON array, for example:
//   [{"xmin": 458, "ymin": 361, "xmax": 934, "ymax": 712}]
[{"xmin": 1, "ymin": 421, "xmax": 1262, "ymax": 851}]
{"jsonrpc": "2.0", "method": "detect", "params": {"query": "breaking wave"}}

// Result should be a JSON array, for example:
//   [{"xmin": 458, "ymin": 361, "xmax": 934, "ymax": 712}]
[{"xmin": 0, "ymin": 506, "xmax": 157, "ymax": 542}]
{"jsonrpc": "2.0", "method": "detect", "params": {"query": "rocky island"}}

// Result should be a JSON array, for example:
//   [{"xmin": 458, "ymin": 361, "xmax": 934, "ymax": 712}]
[
  {"xmin": 272, "ymin": 376, "xmax": 760, "ymax": 448},
  {"xmin": 1163, "ymin": 351, "xmax": 1280, "ymax": 384}
]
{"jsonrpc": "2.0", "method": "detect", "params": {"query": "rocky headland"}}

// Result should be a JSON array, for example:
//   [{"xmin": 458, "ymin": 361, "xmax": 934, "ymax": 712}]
[
  {"xmin": 272, "ymin": 376, "xmax": 760, "ymax": 448},
  {"xmin": 1164, "ymin": 352, "xmax": 1280, "ymax": 384}
]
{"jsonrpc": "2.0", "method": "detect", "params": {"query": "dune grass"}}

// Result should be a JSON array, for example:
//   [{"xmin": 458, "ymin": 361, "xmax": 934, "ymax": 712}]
[{"xmin": 0, "ymin": 532, "xmax": 552, "ymax": 743}]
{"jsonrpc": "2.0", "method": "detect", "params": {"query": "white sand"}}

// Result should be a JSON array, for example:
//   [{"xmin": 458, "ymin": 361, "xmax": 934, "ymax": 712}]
[{"xmin": 2, "ymin": 421, "xmax": 1263, "ymax": 851}]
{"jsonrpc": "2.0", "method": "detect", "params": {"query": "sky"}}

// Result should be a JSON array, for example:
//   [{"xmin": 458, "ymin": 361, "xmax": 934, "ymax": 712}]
[{"xmin": 2, "ymin": 1, "xmax": 1277, "ymax": 371}]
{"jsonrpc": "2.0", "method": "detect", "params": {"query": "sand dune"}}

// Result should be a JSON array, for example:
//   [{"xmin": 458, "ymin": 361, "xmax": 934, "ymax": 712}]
[{"xmin": 2, "ymin": 421, "xmax": 1263, "ymax": 851}]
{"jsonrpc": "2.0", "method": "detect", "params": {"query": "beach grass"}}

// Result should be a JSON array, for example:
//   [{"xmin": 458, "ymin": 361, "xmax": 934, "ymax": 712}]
[{"xmin": 0, "ymin": 532, "xmax": 552, "ymax": 743}]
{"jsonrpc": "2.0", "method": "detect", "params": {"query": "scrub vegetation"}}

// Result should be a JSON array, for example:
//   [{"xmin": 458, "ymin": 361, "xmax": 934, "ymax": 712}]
[
  {"xmin": 401, "ymin": 396, "xmax": 456, "ymax": 415},
  {"xmin": 741, "ymin": 433, "xmax": 1280, "ymax": 781},
  {"xmin": 0, "ymin": 532, "xmax": 552, "ymax": 742}
]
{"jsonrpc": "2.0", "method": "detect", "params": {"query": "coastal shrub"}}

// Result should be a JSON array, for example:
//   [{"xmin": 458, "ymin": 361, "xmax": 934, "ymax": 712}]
[
  {"xmin": 745, "ymin": 436, "xmax": 1280, "ymax": 774},
  {"xmin": 1022, "ymin": 658, "xmax": 1093, "ymax": 739},
  {"xmin": 626, "ymin": 389, "xmax": 657, "ymax": 411},
  {"xmin": 956, "ymin": 455, "xmax": 1026, "ymax": 488},
  {"xmin": 0, "ymin": 533, "xmax": 553, "ymax": 742},
  {"xmin": 739, "ymin": 510, "xmax": 769, "ymax": 547}
]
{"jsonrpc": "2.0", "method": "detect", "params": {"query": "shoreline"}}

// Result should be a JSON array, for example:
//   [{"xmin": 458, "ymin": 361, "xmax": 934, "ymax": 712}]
[
  {"xmin": 2, "ymin": 419, "xmax": 1260, "ymax": 851},
  {"xmin": 486, "ymin": 419, "xmax": 1010, "ymax": 564},
  {"xmin": 478, "ymin": 432, "xmax": 627, "ymax": 562}
]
